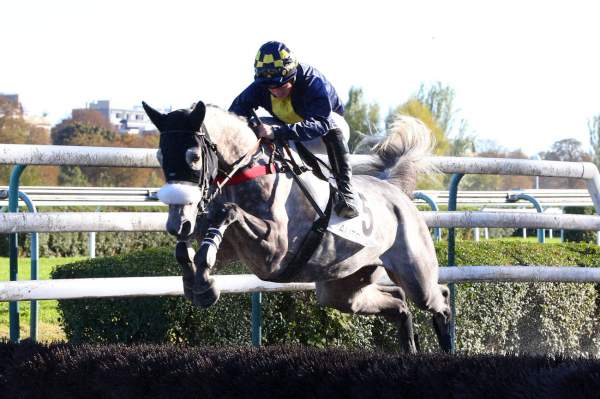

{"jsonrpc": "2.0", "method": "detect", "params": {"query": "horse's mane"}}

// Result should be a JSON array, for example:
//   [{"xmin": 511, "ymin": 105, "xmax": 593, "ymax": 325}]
[{"xmin": 203, "ymin": 105, "xmax": 258, "ymax": 164}]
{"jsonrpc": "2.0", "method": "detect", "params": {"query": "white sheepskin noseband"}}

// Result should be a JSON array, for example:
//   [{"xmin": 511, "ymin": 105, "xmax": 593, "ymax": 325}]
[{"xmin": 157, "ymin": 183, "xmax": 202, "ymax": 205}]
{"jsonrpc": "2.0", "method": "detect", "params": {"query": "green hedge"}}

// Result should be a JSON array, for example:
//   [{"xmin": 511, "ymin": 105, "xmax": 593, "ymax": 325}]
[
  {"xmin": 0, "ymin": 232, "xmax": 176, "ymax": 257},
  {"xmin": 0, "ymin": 206, "xmax": 170, "ymax": 257},
  {"xmin": 3, "ymin": 231, "xmax": 177, "ymax": 257},
  {"xmin": 563, "ymin": 206, "xmax": 598, "ymax": 243},
  {"xmin": 51, "ymin": 241, "xmax": 600, "ymax": 355}
]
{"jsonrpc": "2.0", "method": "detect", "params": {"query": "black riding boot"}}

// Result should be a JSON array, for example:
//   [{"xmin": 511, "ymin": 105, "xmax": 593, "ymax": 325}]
[{"xmin": 323, "ymin": 129, "xmax": 360, "ymax": 218}]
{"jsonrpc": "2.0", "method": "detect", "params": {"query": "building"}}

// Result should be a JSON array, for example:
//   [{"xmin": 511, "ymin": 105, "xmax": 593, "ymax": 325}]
[
  {"xmin": 1, "ymin": 93, "xmax": 51, "ymax": 132},
  {"xmin": 0, "ymin": 93, "xmax": 23, "ymax": 117},
  {"xmin": 87, "ymin": 100, "xmax": 169, "ymax": 134}
]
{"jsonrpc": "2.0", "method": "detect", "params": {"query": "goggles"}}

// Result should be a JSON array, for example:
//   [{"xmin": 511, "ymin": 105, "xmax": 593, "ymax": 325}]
[{"xmin": 255, "ymin": 67, "xmax": 287, "ymax": 79}]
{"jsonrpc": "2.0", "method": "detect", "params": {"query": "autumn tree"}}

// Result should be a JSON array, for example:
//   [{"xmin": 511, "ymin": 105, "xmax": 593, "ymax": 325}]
[
  {"xmin": 386, "ymin": 99, "xmax": 449, "ymax": 155},
  {"xmin": 539, "ymin": 138, "xmax": 592, "ymax": 189},
  {"xmin": 414, "ymin": 82, "xmax": 477, "ymax": 157},
  {"xmin": 0, "ymin": 98, "xmax": 58, "ymax": 185}
]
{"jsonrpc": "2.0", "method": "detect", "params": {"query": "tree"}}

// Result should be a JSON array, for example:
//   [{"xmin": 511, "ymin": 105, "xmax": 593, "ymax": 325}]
[
  {"xmin": 414, "ymin": 82, "xmax": 477, "ymax": 157},
  {"xmin": 589, "ymin": 114, "xmax": 600, "ymax": 168},
  {"xmin": 343, "ymin": 87, "xmax": 380, "ymax": 151},
  {"xmin": 386, "ymin": 99, "xmax": 449, "ymax": 155},
  {"xmin": 0, "ymin": 98, "xmax": 57, "ymax": 185},
  {"xmin": 415, "ymin": 82, "xmax": 456, "ymax": 134},
  {"xmin": 53, "ymin": 109, "xmax": 114, "ymax": 135},
  {"xmin": 52, "ymin": 122, "xmax": 116, "ymax": 146},
  {"xmin": 0, "ymin": 96, "xmax": 23, "ymax": 118},
  {"xmin": 539, "ymin": 138, "xmax": 592, "ymax": 189},
  {"xmin": 51, "ymin": 118, "xmax": 162, "ymax": 187}
]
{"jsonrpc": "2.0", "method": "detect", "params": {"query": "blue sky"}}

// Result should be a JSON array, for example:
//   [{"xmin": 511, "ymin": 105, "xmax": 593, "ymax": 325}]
[{"xmin": 2, "ymin": 0, "xmax": 599, "ymax": 156}]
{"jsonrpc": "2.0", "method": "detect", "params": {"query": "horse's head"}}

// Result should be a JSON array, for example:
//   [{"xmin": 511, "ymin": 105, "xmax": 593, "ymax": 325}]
[{"xmin": 143, "ymin": 101, "xmax": 219, "ymax": 239}]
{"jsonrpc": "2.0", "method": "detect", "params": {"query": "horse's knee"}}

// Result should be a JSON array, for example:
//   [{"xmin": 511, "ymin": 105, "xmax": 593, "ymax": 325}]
[{"xmin": 410, "ymin": 284, "xmax": 450, "ymax": 315}]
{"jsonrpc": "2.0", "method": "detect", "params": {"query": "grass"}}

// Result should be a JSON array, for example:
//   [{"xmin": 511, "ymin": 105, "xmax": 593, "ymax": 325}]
[
  {"xmin": 487, "ymin": 236, "xmax": 563, "ymax": 244},
  {"xmin": 0, "ymin": 256, "xmax": 87, "ymax": 342}
]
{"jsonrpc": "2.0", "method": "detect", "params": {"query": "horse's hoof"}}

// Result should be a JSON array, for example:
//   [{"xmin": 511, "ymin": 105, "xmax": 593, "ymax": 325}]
[{"xmin": 192, "ymin": 279, "xmax": 220, "ymax": 308}]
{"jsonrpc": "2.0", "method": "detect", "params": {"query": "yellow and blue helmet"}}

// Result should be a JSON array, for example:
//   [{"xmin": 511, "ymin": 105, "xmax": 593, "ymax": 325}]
[{"xmin": 254, "ymin": 41, "xmax": 298, "ymax": 88}]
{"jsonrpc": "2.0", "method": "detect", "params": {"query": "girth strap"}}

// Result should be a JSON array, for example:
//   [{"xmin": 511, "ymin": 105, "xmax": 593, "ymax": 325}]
[{"xmin": 271, "ymin": 189, "xmax": 335, "ymax": 282}]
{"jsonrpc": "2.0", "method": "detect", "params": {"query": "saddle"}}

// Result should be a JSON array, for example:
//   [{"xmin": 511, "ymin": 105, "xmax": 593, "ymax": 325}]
[{"xmin": 243, "ymin": 114, "xmax": 376, "ymax": 281}]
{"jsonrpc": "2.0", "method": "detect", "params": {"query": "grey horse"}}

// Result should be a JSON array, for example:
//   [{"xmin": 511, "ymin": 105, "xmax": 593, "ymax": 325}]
[{"xmin": 143, "ymin": 101, "xmax": 452, "ymax": 353}]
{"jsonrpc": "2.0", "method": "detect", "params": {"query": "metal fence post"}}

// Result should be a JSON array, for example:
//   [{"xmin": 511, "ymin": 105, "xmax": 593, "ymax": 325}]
[
  {"xmin": 413, "ymin": 191, "xmax": 441, "ymax": 241},
  {"xmin": 15, "ymin": 192, "xmax": 39, "ymax": 342},
  {"xmin": 448, "ymin": 173, "xmax": 464, "ymax": 354},
  {"xmin": 507, "ymin": 193, "xmax": 545, "ymax": 243},
  {"xmin": 8, "ymin": 165, "xmax": 26, "ymax": 343},
  {"xmin": 251, "ymin": 292, "xmax": 262, "ymax": 347}
]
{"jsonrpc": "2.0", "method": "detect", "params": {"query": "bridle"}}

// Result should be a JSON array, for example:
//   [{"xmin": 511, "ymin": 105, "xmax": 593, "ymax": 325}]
[{"xmin": 160, "ymin": 124, "xmax": 267, "ymax": 212}]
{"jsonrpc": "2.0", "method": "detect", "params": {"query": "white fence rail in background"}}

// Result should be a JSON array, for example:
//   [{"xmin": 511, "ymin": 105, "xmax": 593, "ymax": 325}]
[
  {"xmin": 2, "ymin": 144, "xmax": 600, "ymax": 303},
  {"xmin": 2, "ymin": 211, "xmax": 600, "ymax": 234},
  {"xmin": 3, "ymin": 266, "xmax": 600, "ymax": 302},
  {"xmin": 1, "ymin": 186, "xmax": 595, "ymax": 208}
]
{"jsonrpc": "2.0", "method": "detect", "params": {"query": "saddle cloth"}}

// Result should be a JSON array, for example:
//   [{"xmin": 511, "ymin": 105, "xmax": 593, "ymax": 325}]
[{"xmin": 289, "ymin": 141, "xmax": 378, "ymax": 248}]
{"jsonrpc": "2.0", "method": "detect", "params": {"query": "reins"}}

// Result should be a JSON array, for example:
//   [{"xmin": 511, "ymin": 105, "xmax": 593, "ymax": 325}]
[{"xmin": 207, "ymin": 137, "xmax": 265, "ymax": 203}]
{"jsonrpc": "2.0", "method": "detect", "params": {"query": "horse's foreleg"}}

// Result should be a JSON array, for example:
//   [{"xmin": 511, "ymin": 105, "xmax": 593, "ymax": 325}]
[
  {"xmin": 192, "ymin": 203, "xmax": 277, "ymax": 308},
  {"xmin": 175, "ymin": 240, "xmax": 196, "ymax": 301},
  {"xmin": 191, "ymin": 225, "xmax": 225, "ymax": 308}
]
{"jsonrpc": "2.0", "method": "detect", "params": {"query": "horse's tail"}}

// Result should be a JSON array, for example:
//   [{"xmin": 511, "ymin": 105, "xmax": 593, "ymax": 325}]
[{"xmin": 353, "ymin": 115, "xmax": 436, "ymax": 195}]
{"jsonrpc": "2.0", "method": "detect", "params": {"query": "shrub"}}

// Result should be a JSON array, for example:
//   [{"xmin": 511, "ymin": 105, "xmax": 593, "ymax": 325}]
[
  {"xmin": 52, "ymin": 241, "xmax": 600, "ymax": 355},
  {"xmin": 0, "ymin": 231, "xmax": 176, "ymax": 257},
  {"xmin": 563, "ymin": 206, "xmax": 598, "ymax": 243}
]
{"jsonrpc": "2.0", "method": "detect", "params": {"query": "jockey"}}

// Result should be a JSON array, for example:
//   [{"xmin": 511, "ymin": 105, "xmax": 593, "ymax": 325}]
[{"xmin": 229, "ymin": 41, "xmax": 359, "ymax": 218}]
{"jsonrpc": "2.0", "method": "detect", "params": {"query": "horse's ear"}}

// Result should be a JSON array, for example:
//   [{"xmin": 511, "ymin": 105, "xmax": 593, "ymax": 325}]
[
  {"xmin": 189, "ymin": 101, "xmax": 206, "ymax": 131},
  {"xmin": 142, "ymin": 101, "xmax": 164, "ymax": 130}
]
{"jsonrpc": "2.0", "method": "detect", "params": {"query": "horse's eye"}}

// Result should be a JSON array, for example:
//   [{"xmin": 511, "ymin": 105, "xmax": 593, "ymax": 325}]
[
  {"xmin": 156, "ymin": 149, "xmax": 163, "ymax": 166},
  {"xmin": 186, "ymin": 148, "xmax": 202, "ymax": 170}
]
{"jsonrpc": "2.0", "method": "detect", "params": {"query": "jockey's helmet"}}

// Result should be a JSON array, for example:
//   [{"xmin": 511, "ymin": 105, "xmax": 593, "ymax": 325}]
[{"xmin": 254, "ymin": 41, "xmax": 298, "ymax": 88}]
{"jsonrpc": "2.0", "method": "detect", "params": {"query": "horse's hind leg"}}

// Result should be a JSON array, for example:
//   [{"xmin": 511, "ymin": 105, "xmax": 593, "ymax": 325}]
[
  {"xmin": 386, "ymin": 268, "xmax": 452, "ymax": 352},
  {"xmin": 316, "ymin": 266, "xmax": 418, "ymax": 354}
]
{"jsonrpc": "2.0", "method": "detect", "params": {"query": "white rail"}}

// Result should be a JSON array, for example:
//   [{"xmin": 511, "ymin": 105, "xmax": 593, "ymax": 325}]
[
  {"xmin": 1, "ymin": 187, "xmax": 595, "ymax": 208},
  {"xmin": 2, "ymin": 211, "xmax": 600, "ymax": 233},
  {"xmin": 2, "ymin": 266, "xmax": 600, "ymax": 301}
]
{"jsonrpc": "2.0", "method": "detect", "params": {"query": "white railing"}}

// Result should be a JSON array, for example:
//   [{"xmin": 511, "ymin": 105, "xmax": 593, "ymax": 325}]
[
  {"xmin": 2, "ymin": 143, "xmax": 600, "ymax": 304},
  {"xmin": 1, "ymin": 186, "xmax": 595, "ymax": 208},
  {"xmin": 2, "ymin": 211, "xmax": 600, "ymax": 234},
  {"xmin": 3, "ymin": 266, "xmax": 600, "ymax": 302}
]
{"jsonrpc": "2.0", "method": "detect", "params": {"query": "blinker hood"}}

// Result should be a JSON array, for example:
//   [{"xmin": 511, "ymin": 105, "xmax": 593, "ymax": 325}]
[{"xmin": 159, "ymin": 131, "xmax": 218, "ymax": 185}]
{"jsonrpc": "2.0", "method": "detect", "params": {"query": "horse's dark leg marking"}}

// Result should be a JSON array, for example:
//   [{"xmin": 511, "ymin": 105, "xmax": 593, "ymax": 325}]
[
  {"xmin": 431, "ymin": 285, "xmax": 452, "ymax": 353},
  {"xmin": 175, "ymin": 240, "xmax": 196, "ymax": 301},
  {"xmin": 191, "ymin": 227, "xmax": 223, "ymax": 308},
  {"xmin": 377, "ymin": 285, "xmax": 419, "ymax": 353},
  {"xmin": 192, "ymin": 202, "xmax": 281, "ymax": 308}
]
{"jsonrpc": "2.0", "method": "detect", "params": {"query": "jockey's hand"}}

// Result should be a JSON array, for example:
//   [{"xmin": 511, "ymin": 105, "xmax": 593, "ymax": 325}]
[{"xmin": 256, "ymin": 124, "xmax": 275, "ymax": 140}]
